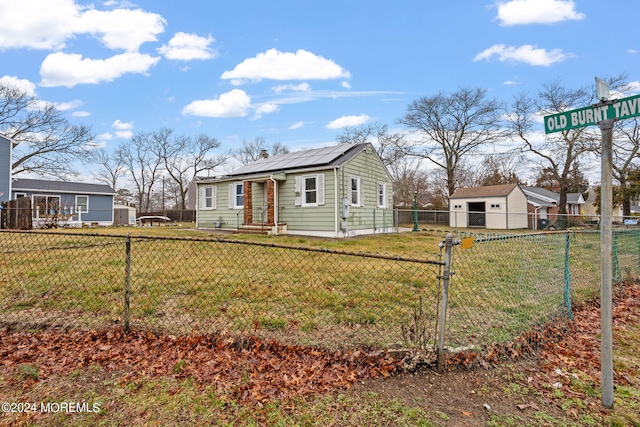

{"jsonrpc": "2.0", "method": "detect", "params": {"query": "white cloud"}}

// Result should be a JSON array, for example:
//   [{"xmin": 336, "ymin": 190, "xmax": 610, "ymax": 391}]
[
  {"xmin": 0, "ymin": 75, "xmax": 37, "ymax": 96},
  {"xmin": 96, "ymin": 132, "xmax": 114, "ymax": 141},
  {"xmin": 0, "ymin": 0, "xmax": 79, "ymax": 50},
  {"xmin": 0, "ymin": 0, "xmax": 165, "ymax": 52},
  {"xmin": 39, "ymin": 51, "xmax": 161, "ymax": 87},
  {"xmin": 326, "ymin": 114, "xmax": 370, "ymax": 129},
  {"xmin": 628, "ymin": 49, "xmax": 638, "ymax": 54},
  {"xmin": 474, "ymin": 44, "xmax": 571, "ymax": 66},
  {"xmin": 496, "ymin": 0, "xmax": 584, "ymax": 26},
  {"xmin": 53, "ymin": 99, "xmax": 83, "ymax": 110},
  {"xmin": 72, "ymin": 111, "xmax": 90, "ymax": 117},
  {"xmin": 221, "ymin": 49, "xmax": 351, "ymax": 84},
  {"xmin": 112, "ymin": 119, "xmax": 133, "ymax": 130},
  {"xmin": 341, "ymin": 81, "xmax": 352, "ymax": 89},
  {"xmin": 288, "ymin": 121, "xmax": 304, "ymax": 130},
  {"xmin": 271, "ymin": 83, "xmax": 311, "ymax": 93},
  {"xmin": 503, "ymin": 80, "xmax": 521, "ymax": 85},
  {"xmin": 182, "ymin": 89, "xmax": 252, "ymax": 118},
  {"xmin": 75, "ymin": 8, "xmax": 166, "ymax": 52},
  {"xmin": 158, "ymin": 32, "xmax": 217, "ymax": 60},
  {"xmin": 112, "ymin": 120, "xmax": 133, "ymax": 138},
  {"xmin": 624, "ymin": 81, "xmax": 640, "ymax": 95},
  {"xmin": 252, "ymin": 103, "xmax": 279, "ymax": 120}
]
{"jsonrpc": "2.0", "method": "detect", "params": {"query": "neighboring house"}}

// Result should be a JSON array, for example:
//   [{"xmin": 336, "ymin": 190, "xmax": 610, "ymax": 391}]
[
  {"xmin": 1, "ymin": 133, "xmax": 117, "ymax": 228},
  {"xmin": 449, "ymin": 184, "xmax": 528, "ymax": 229},
  {"xmin": 186, "ymin": 176, "xmax": 203, "ymax": 210},
  {"xmin": 522, "ymin": 186, "xmax": 586, "ymax": 228},
  {"xmin": 11, "ymin": 178, "xmax": 116, "ymax": 227},
  {"xmin": 0, "ymin": 135, "xmax": 15, "ymax": 204},
  {"xmin": 195, "ymin": 143, "xmax": 394, "ymax": 237},
  {"xmin": 521, "ymin": 186, "xmax": 559, "ymax": 230},
  {"xmin": 449, "ymin": 183, "xmax": 590, "ymax": 230}
]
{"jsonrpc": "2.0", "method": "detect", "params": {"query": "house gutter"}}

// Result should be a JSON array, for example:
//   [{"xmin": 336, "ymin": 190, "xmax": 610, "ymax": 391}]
[
  {"xmin": 270, "ymin": 175, "xmax": 278, "ymax": 235},
  {"xmin": 334, "ymin": 168, "xmax": 339, "ymax": 236}
]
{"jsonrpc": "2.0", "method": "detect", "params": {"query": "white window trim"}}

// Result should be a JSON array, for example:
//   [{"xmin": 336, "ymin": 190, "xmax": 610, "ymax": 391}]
[
  {"xmin": 15, "ymin": 192, "xmax": 27, "ymax": 198},
  {"xmin": 349, "ymin": 175, "xmax": 362, "ymax": 207},
  {"xmin": 76, "ymin": 195, "xmax": 89, "ymax": 213},
  {"xmin": 200, "ymin": 185, "xmax": 217, "ymax": 210},
  {"xmin": 228, "ymin": 183, "xmax": 244, "ymax": 209},
  {"xmin": 296, "ymin": 174, "xmax": 325, "ymax": 207},
  {"xmin": 376, "ymin": 182, "xmax": 388, "ymax": 208},
  {"xmin": 303, "ymin": 175, "xmax": 319, "ymax": 207}
]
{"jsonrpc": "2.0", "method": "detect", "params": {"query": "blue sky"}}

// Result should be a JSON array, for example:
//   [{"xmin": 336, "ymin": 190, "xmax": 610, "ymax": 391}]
[{"xmin": 1, "ymin": 0, "xmax": 639, "ymax": 178}]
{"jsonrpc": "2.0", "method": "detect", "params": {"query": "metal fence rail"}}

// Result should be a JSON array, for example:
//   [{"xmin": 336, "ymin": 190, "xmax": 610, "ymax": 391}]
[
  {"xmin": 0, "ymin": 230, "xmax": 444, "ymax": 350},
  {"xmin": 1, "ymin": 229, "xmax": 638, "ymax": 368}
]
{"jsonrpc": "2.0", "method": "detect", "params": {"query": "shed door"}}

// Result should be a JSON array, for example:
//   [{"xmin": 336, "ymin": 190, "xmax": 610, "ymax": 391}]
[{"xmin": 467, "ymin": 202, "xmax": 486, "ymax": 228}]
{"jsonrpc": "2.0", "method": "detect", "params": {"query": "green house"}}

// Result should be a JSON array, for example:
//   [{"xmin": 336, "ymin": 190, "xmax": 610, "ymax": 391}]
[{"xmin": 195, "ymin": 143, "xmax": 394, "ymax": 237}]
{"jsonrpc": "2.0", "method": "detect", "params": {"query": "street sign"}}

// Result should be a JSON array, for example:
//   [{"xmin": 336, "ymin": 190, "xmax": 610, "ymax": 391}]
[{"xmin": 544, "ymin": 93, "xmax": 640, "ymax": 133}]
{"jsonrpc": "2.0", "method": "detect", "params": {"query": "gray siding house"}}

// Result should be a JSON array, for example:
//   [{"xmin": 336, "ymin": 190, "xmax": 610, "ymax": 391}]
[
  {"xmin": 11, "ymin": 179, "xmax": 116, "ymax": 226},
  {"xmin": 196, "ymin": 143, "xmax": 394, "ymax": 237},
  {"xmin": 1, "ymin": 133, "xmax": 116, "ymax": 227},
  {"xmin": 0, "ymin": 135, "xmax": 14, "ymax": 204}
]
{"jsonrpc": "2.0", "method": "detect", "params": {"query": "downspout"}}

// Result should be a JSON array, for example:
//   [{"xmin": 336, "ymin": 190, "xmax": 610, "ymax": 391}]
[
  {"xmin": 505, "ymin": 197, "xmax": 509, "ymax": 229},
  {"xmin": 334, "ymin": 167, "xmax": 339, "ymax": 237},
  {"xmin": 270, "ymin": 175, "xmax": 278, "ymax": 235}
]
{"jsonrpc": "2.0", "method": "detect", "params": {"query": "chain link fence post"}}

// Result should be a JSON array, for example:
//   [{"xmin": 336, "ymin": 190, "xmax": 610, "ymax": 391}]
[
  {"xmin": 564, "ymin": 232, "xmax": 573, "ymax": 320},
  {"xmin": 437, "ymin": 233, "xmax": 454, "ymax": 373},
  {"xmin": 613, "ymin": 230, "xmax": 621, "ymax": 284},
  {"xmin": 124, "ymin": 233, "xmax": 131, "ymax": 332}
]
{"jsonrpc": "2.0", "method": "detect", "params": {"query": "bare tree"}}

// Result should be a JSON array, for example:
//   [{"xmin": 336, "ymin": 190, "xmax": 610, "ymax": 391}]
[
  {"xmin": 509, "ymin": 77, "xmax": 625, "ymax": 219},
  {"xmin": 1, "ymin": 81, "xmax": 94, "ymax": 177},
  {"xmin": 476, "ymin": 153, "xmax": 524, "ymax": 187},
  {"xmin": 89, "ymin": 148, "xmax": 125, "ymax": 191},
  {"xmin": 116, "ymin": 130, "xmax": 165, "ymax": 212},
  {"xmin": 233, "ymin": 136, "xmax": 289, "ymax": 165},
  {"xmin": 398, "ymin": 87, "xmax": 510, "ymax": 197},
  {"xmin": 337, "ymin": 122, "xmax": 406, "ymax": 170},
  {"xmin": 610, "ymin": 117, "xmax": 640, "ymax": 216},
  {"xmin": 338, "ymin": 122, "xmax": 424, "ymax": 206},
  {"xmin": 153, "ymin": 129, "xmax": 227, "ymax": 209}
]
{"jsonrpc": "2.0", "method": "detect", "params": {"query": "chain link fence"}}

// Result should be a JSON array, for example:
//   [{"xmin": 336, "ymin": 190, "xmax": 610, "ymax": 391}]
[
  {"xmin": 0, "ymin": 230, "xmax": 444, "ymax": 350},
  {"xmin": 2, "ymin": 229, "xmax": 639, "ymax": 368}
]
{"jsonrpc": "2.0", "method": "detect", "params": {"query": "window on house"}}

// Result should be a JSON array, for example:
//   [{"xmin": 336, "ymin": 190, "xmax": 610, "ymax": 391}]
[
  {"xmin": 76, "ymin": 195, "xmax": 89, "ymax": 213},
  {"xmin": 15, "ymin": 193, "xmax": 26, "ymax": 198},
  {"xmin": 349, "ymin": 176, "xmax": 361, "ymax": 206},
  {"xmin": 305, "ymin": 176, "xmax": 317, "ymax": 205},
  {"xmin": 295, "ymin": 174, "xmax": 325, "ymax": 207},
  {"xmin": 201, "ymin": 186, "xmax": 216, "ymax": 210},
  {"xmin": 377, "ymin": 182, "xmax": 388, "ymax": 208},
  {"xmin": 33, "ymin": 195, "xmax": 60, "ymax": 218},
  {"xmin": 232, "ymin": 183, "xmax": 244, "ymax": 208}
]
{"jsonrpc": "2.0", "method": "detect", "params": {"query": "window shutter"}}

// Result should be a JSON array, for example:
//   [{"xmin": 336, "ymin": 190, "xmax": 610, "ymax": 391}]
[
  {"xmin": 228, "ymin": 184, "xmax": 234, "ymax": 208},
  {"xmin": 211, "ymin": 186, "xmax": 217, "ymax": 210},
  {"xmin": 198, "ymin": 186, "xmax": 204, "ymax": 209},
  {"xmin": 360, "ymin": 178, "xmax": 364, "ymax": 207},
  {"xmin": 294, "ymin": 176, "xmax": 302, "ymax": 206},
  {"xmin": 317, "ymin": 174, "xmax": 325, "ymax": 206}
]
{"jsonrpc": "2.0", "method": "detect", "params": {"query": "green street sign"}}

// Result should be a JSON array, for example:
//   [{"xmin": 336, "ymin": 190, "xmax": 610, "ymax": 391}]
[{"xmin": 544, "ymin": 93, "xmax": 640, "ymax": 134}]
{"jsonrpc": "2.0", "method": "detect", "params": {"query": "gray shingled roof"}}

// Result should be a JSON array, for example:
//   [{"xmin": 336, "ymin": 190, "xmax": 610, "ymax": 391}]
[
  {"xmin": 227, "ymin": 143, "xmax": 368, "ymax": 177},
  {"xmin": 522, "ymin": 186, "xmax": 584, "ymax": 205},
  {"xmin": 12, "ymin": 179, "xmax": 116, "ymax": 195}
]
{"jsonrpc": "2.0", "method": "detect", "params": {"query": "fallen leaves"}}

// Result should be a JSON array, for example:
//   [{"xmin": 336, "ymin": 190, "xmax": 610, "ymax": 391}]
[{"xmin": 0, "ymin": 328, "xmax": 402, "ymax": 404}]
